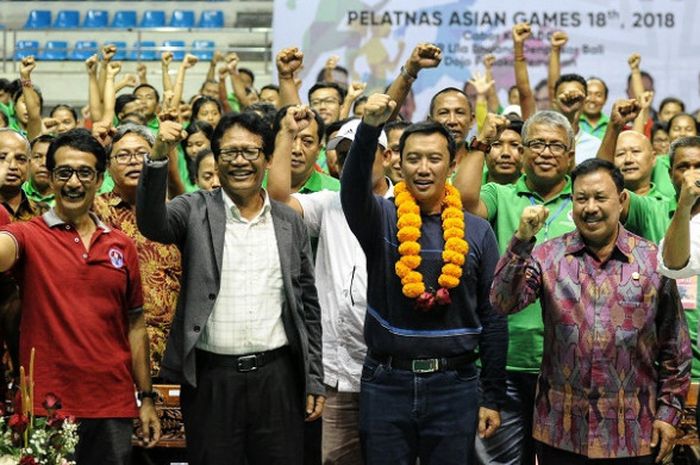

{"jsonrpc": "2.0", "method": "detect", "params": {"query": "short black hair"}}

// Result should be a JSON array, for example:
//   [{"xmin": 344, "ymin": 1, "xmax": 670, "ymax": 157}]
[
  {"xmin": 308, "ymin": 82, "xmax": 346, "ymax": 103},
  {"xmin": 504, "ymin": 113, "xmax": 524, "ymax": 135},
  {"xmin": 50, "ymin": 104, "xmax": 78, "ymax": 122},
  {"xmin": 669, "ymin": 136, "xmax": 700, "ymax": 168},
  {"xmin": 273, "ymin": 105, "xmax": 325, "ymax": 144},
  {"xmin": 398, "ymin": 121, "xmax": 457, "ymax": 162},
  {"xmin": 193, "ymin": 148, "xmax": 214, "ymax": 184},
  {"xmin": 199, "ymin": 79, "xmax": 218, "ymax": 91},
  {"xmin": 13, "ymin": 87, "xmax": 44, "ymax": 113},
  {"xmin": 429, "ymin": 87, "xmax": 470, "ymax": 117},
  {"xmin": 384, "ymin": 120, "xmax": 411, "ymax": 139},
  {"xmin": 30, "ymin": 133, "xmax": 55, "ymax": 150},
  {"xmin": 238, "ymin": 68, "xmax": 255, "ymax": 84},
  {"xmin": 133, "ymin": 83, "xmax": 160, "ymax": 103},
  {"xmin": 46, "ymin": 128, "xmax": 107, "ymax": 174},
  {"xmin": 534, "ymin": 78, "xmax": 548, "ymax": 93},
  {"xmin": 352, "ymin": 95, "xmax": 368, "ymax": 114},
  {"xmin": 180, "ymin": 120, "xmax": 214, "ymax": 155},
  {"xmin": 651, "ymin": 121, "xmax": 668, "ymax": 139},
  {"xmin": 211, "ymin": 111, "xmax": 274, "ymax": 161},
  {"xmin": 325, "ymin": 118, "xmax": 353, "ymax": 141},
  {"xmin": 192, "ymin": 96, "xmax": 222, "ymax": 122},
  {"xmin": 570, "ymin": 158, "xmax": 624, "ymax": 193},
  {"xmin": 659, "ymin": 97, "xmax": 685, "ymax": 114},
  {"xmin": 0, "ymin": 79, "xmax": 11, "ymax": 93},
  {"xmin": 119, "ymin": 112, "xmax": 146, "ymax": 125},
  {"xmin": 116, "ymin": 94, "xmax": 139, "ymax": 117},
  {"xmin": 315, "ymin": 65, "xmax": 349, "ymax": 83},
  {"xmin": 554, "ymin": 74, "xmax": 587, "ymax": 96},
  {"xmin": 260, "ymin": 84, "xmax": 279, "ymax": 94},
  {"xmin": 246, "ymin": 102, "xmax": 277, "ymax": 129},
  {"xmin": 0, "ymin": 111, "xmax": 8, "ymax": 128},
  {"xmin": 586, "ymin": 76, "xmax": 608, "ymax": 98},
  {"xmin": 667, "ymin": 112, "xmax": 699, "ymax": 134}
]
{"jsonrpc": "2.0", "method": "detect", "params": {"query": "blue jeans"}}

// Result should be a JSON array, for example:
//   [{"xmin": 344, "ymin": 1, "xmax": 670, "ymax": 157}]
[
  {"xmin": 359, "ymin": 355, "xmax": 479, "ymax": 465},
  {"xmin": 475, "ymin": 371, "xmax": 538, "ymax": 465}
]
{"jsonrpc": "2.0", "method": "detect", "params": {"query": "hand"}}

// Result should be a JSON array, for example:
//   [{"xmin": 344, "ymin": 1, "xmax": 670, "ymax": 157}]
[
  {"xmin": 161, "ymin": 51, "xmax": 173, "ymax": 67},
  {"xmin": 121, "ymin": 74, "xmax": 138, "ymax": 88},
  {"xmin": 102, "ymin": 45, "xmax": 117, "ymax": 62},
  {"xmin": 362, "ymin": 93, "xmax": 396, "ymax": 127},
  {"xmin": 280, "ymin": 104, "xmax": 314, "ymax": 135},
  {"xmin": 81, "ymin": 105, "xmax": 90, "ymax": 120},
  {"xmin": 212, "ymin": 50, "xmax": 224, "ymax": 64},
  {"xmin": 137, "ymin": 63, "xmax": 147, "ymax": 78},
  {"xmin": 550, "ymin": 31, "xmax": 568, "ymax": 49},
  {"xmin": 106, "ymin": 61, "xmax": 122, "ymax": 78},
  {"xmin": 468, "ymin": 71, "xmax": 495, "ymax": 96},
  {"xmin": 478, "ymin": 407, "xmax": 501, "ymax": 439},
  {"xmin": 153, "ymin": 120, "xmax": 187, "ymax": 159},
  {"xmin": 276, "ymin": 47, "xmax": 304, "ymax": 79},
  {"xmin": 218, "ymin": 66, "xmax": 229, "ymax": 80},
  {"xmin": 182, "ymin": 54, "xmax": 198, "ymax": 69},
  {"xmin": 85, "ymin": 54, "xmax": 99, "ymax": 75},
  {"xmin": 42, "ymin": 117, "xmax": 59, "ymax": 133},
  {"xmin": 92, "ymin": 121, "xmax": 116, "ymax": 147},
  {"xmin": 651, "ymin": 420, "xmax": 676, "ymax": 463},
  {"xmin": 638, "ymin": 90, "xmax": 654, "ymax": 110},
  {"xmin": 516, "ymin": 205, "xmax": 550, "ymax": 241},
  {"xmin": 227, "ymin": 53, "xmax": 240, "ymax": 74},
  {"xmin": 324, "ymin": 54, "xmax": 339, "ymax": 70},
  {"xmin": 610, "ymin": 99, "xmax": 641, "ymax": 128},
  {"xmin": 405, "ymin": 43, "xmax": 442, "ymax": 76},
  {"xmin": 512, "ymin": 23, "xmax": 532, "ymax": 44},
  {"xmin": 677, "ymin": 169, "xmax": 700, "ymax": 212},
  {"xmin": 20, "ymin": 56, "xmax": 36, "ymax": 80},
  {"xmin": 305, "ymin": 394, "xmax": 325, "ymax": 422},
  {"xmin": 628, "ymin": 53, "xmax": 641, "ymax": 71},
  {"xmin": 477, "ymin": 114, "xmax": 508, "ymax": 145},
  {"xmin": 346, "ymin": 82, "xmax": 367, "ymax": 101},
  {"xmin": 557, "ymin": 88, "xmax": 586, "ymax": 113},
  {"xmin": 483, "ymin": 54, "xmax": 496, "ymax": 69},
  {"xmin": 138, "ymin": 400, "xmax": 161, "ymax": 448}
]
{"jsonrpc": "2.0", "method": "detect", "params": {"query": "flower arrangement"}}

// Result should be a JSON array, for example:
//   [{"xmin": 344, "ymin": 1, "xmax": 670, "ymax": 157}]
[
  {"xmin": 394, "ymin": 181, "xmax": 469, "ymax": 311},
  {"xmin": 0, "ymin": 349, "xmax": 78, "ymax": 465}
]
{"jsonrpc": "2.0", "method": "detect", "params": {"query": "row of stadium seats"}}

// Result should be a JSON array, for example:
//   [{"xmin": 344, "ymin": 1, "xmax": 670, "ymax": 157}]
[
  {"xmin": 24, "ymin": 9, "xmax": 224, "ymax": 29},
  {"xmin": 14, "ymin": 40, "xmax": 218, "ymax": 61}
]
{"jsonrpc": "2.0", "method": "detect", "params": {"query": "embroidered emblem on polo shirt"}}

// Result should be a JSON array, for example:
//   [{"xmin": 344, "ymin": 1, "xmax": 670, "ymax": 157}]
[{"xmin": 108, "ymin": 248, "xmax": 124, "ymax": 269}]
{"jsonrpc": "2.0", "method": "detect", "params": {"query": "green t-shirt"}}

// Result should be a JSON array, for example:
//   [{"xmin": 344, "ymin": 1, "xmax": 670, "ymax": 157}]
[
  {"xmin": 227, "ymin": 93, "xmax": 241, "ymax": 113},
  {"xmin": 99, "ymin": 170, "xmax": 114, "ymax": 194},
  {"xmin": 481, "ymin": 175, "xmax": 576, "ymax": 371},
  {"xmin": 677, "ymin": 276, "xmax": 700, "ymax": 380},
  {"xmin": 21, "ymin": 179, "xmax": 55, "ymax": 207},
  {"xmin": 651, "ymin": 154, "xmax": 676, "ymax": 201},
  {"xmin": 624, "ymin": 191, "xmax": 674, "ymax": 244},
  {"xmin": 177, "ymin": 146, "xmax": 198, "ymax": 193},
  {"xmin": 262, "ymin": 168, "xmax": 340, "ymax": 194},
  {"xmin": 317, "ymin": 146, "xmax": 329, "ymax": 175}
]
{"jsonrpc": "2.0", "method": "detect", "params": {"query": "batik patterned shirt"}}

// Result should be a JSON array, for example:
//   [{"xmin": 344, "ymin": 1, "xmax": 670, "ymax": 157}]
[{"xmin": 490, "ymin": 227, "xmax": 691, "ymax": 458}]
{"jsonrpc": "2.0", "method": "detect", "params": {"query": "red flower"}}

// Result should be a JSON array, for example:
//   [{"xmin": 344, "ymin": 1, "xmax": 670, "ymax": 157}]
[
  {"xmin": 415, "ymin": 291, "xmax": 436, "ymax": 312},
  {"xmin": 19, "ymin": 456, "xmax": 39, "ymax": 465},
  {"xmin": 46, "ymin": 412, "xmax": 66, "ymax": 429},
  {"xmin": 435, "ymin": 288, "xmax": 452, "ymax": 306},
  {"xmin": 8, "ymin": 413, "xmax": 29, "ymax": 433},
  {"xmin": 43, "ymin": 393, "xmax": 62, "ymax": 412}
]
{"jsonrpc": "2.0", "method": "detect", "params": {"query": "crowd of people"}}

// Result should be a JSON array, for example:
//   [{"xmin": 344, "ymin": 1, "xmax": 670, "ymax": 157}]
[{"xmin": 0, "ymin": 20, "xmax": 698, "ymax": 465}]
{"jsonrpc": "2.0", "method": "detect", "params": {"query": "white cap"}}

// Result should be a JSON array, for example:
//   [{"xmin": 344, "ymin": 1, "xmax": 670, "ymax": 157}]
[
  {"xmin": 326, "ymin": 118, "xmax": 388, "ymax": 150},
  {"xmin": 501, "ymin": 104, "xmax": 522, "ymax": 117}
]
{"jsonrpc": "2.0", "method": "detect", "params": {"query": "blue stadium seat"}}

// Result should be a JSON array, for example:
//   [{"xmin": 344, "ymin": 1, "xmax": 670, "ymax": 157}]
[
  {"xmin": 170, "ymin": 10, "xmax": 195, "ymax": 28},
  {"xmin": 111, "ymin": 11, "xmax": 137, "ymax": 29},
  {"xmin": 83, "ymin": 10, "xmax": 109, "ymax": 28},
  {"xmin": 14, "ymin": 40, "xmax": 39, "ymax": 60},
  {"xmin": 129, "ymin": 41, "xmax": 157, "ymax": 61},
  {"xmin": 53, "ymin": 11, "xmax": 80, "ymax": 29},
  {"xmin": 139, "ymin": 11, "xmax": 166, "ymax": 28},
  {"xmin": 162, "ymin": 40, "xmax": 186, "ymax": 61},
  {"xmin": 198, "ymin": 10, "xmax": 224, "ymax": 28},
  {"xmin": 191, "ymin": 40, "xmax": 215, "ymax": 60},
  {"xmin": 70, "ymin": 41, "xmax": 98, "ymax": 60},
  {"xmin": 106, "ymin": 41, "xmax": 127, "ymax": 61},
  {"xmin": 39, "ymin": 41, "xmax": 69, "ymax": 61},
  {"xmin": 24, "ymin": 10, "xmax": 52, "ymax": 29}
]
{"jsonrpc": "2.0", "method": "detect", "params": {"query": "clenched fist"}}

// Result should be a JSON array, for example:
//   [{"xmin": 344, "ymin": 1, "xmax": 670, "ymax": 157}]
[
  {"xmin": 279, "ymin": 105, "xmax": 314, "ymax": 135},
  {"xmin": 276, "ymin": 47, "xmax": 304, "ymax": 79},
  {"xmin": 512, "ymin": 23, "xmax": 532, "ymax": 44},
  {"xmin": 20, "ymin": 56, "xmax": 36, "ymax": 79},
  {"xmin": 153, "ymin": 120, "xmax": 187, "ymax": 160},
  {"xmin": 557, "ymin": 88, "xmax": 586, "ymax": 113},
  {"xmin": 550, "ymin": 31, "xmax": 568, "ymax": 49},
  {"xmin": 477, "ymin": 114, "xmax": 508, "ymax": 146},
  {"xmin": 182, "ymin": 54, "xmax": 198, "ymax": 69},
  {"xmin": 610, "ymin": 99, "xmax": 641, "ymax": 128},
  {"xmin": 516, "ymin": 205, "xmax": 550, "ymax": 241},
  {"xmin": 404, "ymin": 43, "xmax": 442, "ymax": 76},
  {"xmin": 362, "ymin": 94, "xmax": 396, "ymax": 127}
]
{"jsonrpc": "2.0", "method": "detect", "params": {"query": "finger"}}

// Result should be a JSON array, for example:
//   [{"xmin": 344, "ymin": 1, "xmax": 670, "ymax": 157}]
[
  {"xmin": 656, "ymin": 434, "xmax": 671, "ymax": 463},
  {"xmin": 478, "ymin": 414, "xmax": 487, "ymax": 436},
  {"xmin": 306, "ymin": 395, "xmax": 314, "ymax": 416}
]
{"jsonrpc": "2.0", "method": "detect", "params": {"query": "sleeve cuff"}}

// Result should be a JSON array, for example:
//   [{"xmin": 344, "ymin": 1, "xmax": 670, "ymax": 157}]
[
  {"xmin": 656, "ymin": 404, "xmax": 682, "ymax": 427},
  {"xmin": 145, "ymin": 154, "xmax": 169, "ymax": 167},
  {"xmin": 509, "ymin": 235, "xmax": 536, "ymax": 258}
]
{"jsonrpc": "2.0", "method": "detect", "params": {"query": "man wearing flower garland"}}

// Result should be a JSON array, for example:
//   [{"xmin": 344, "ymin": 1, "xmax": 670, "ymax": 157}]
[{"xmin": 340, "ymin": 93, "xmax": 506, "ymax": 465}]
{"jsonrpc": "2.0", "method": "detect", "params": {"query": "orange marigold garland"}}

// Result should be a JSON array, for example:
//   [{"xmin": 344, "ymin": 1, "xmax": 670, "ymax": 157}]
[{"xmin": 393, "ymin": 181, "xmax": 469, "ymax": 311}]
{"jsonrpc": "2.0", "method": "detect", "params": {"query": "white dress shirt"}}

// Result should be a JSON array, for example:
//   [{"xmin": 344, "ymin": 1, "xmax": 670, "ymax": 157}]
[
  {"xmin": 658, "ymin": 212, "xmax": 700, "ymax": 279},
  {"xmin": 196, "ymin": 190, "xmax": 288, "ymax": 355},
  {"xmin": 575, "ymin": 129, "xmax": 602, "ymax": 164},
  {"xmin": 294, "ymin": 179, "xmax": 393, "ymax": 392}
]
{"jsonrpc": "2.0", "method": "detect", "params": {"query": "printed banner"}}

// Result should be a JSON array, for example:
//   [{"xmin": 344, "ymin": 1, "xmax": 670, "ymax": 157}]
[{"xmin": 273, "ymin": 0, "xmax": 700, "ymax": 120}]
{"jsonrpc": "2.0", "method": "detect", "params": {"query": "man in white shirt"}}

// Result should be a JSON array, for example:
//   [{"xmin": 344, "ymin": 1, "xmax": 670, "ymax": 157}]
[{"xmin": 268, "ymin": 111, "xmax": 391, "ymax": 465}]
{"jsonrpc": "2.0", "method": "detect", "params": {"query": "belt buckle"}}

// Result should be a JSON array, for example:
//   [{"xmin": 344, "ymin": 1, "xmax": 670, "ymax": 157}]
[
  {"xmin": 411, "ymin": 358, "xmax": 439, "ymax": 373},
  {"xmin": 236, "ymin": 354, "xmax": 258, "ymax": 372}
]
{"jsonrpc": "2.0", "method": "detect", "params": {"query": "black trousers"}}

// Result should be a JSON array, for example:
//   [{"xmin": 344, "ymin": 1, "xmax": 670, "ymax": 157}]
[
  {"xmin": 181, "ymin": 348, "xmax": 304, "ymax": 465},
  {"xmin": 535, "ymin": 441, "xmax": 655, "ymax": 465},
  {"xmin": 75, "ymin": 418, "xmax": 133, "ymax": 465}
]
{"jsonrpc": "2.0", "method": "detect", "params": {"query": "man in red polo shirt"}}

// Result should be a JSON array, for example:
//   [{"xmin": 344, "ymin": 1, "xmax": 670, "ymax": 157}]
[{"xmin": 0, "ymin": 129, "xmax": 160, "ymax": 465}]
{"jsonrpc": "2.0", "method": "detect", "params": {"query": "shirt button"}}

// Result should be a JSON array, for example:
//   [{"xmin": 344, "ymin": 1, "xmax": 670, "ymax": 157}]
[
  {"xmin": 193, "ymin": 325, "xmax": 201, "ymax": 332},
  {"xmin": 74, "ymin": 237, "xmax": 80, "ymax": 243},
  {"xmin": 208, "ymin": 293, "xmax": 216, "ymax": 300},
  {"xmin": 65, "ymin": 225, "xmax": 71, "ymax": 230},
  {"xmin": 82, "ymin": 253, "xmax": 88, "ymax": 259}
]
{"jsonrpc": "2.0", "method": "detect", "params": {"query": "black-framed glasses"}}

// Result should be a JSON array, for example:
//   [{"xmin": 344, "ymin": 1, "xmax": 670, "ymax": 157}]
[
  {"xmin": 111, "ymin": 151, "xmax": 149, "ymax": 165},
  {"xmin": 310, "ymin": 97, "xmax": 340, "ymax": 107},
  {"xmin": 524, "ymin": 140, "xmax": 569, "ymax": 156},
  {"xmin": 52, "ymin": 166, "xmax": 97, "ymax": 183},
  {"xmin": 219, "ymin": 147, "xmax": 263, "ymax": 162}
]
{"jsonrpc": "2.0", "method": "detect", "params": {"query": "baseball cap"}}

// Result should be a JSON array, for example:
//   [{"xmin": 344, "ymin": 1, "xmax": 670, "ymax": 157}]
[{"xmin": 326, "ymin": 118, "xmax": 388, "ymax": 150}]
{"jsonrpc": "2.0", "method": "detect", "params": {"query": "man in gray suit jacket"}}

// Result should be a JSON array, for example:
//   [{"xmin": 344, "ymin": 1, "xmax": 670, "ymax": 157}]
[{"xmin": 136, "ymin": 110, "xmax": 325, "ymax": 465}]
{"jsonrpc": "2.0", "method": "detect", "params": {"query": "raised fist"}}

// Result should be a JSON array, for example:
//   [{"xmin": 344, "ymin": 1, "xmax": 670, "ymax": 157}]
[
  {"xmin": 628, "ymin": 53, "xmax": 641, "ymax": 70},
  {"xmin": 102, "ymin": 45, "xmax": 117, "ymax": 62},
  {"xmin": 477, "ymin": 114, "xmax": 508, "ymax": 145},
  {"xmin": 550, "ymin": 31, "xmax": 568, "ymax": 49},
  {"xmin": 610, "ymin": 99, "xmax": 641, "ymax": 128},
  {"xmin": 557, "ymin": 88, "xmax": 586, "ymax": 113},
  {"xmin": 346, "ymin": 82, "xmax": 367, "ymax": 101},
  {"xmin": 106, "ymin": 61, "xmax": 122, "ymax": 77},
  {"xmin": 362, "ymin": 93, "xmax": 396, "ymax": 127},
  {"xmin": 276, "ymin": 47, "xmax": 304, "ymax": 79},
  {"xmin": 85, "ymin": 54, "xmax": 99, "ymax": 75},
  {"xmin": 20, "ymin": 56, "xmax": 36, "ymax": 79},
  {"xmin": 512, "ymin": 23, "xmax": 532, "ymax": 44},
  {"xmin": 182, "ymin": 54, "xmax": 198, "ymax": 69},
  {"xmin": 516, "ymin": 205, "xmax": 550, "ymax": 241},
  {"xmin": 483, "ymin": 54, "xmax": 496, "ymax": 69},
  {"xmin": 405, "ymin": 43, "xmax": 442, "ymax": 76},
  {"xmin": 161, "ymin": 51, "xmax": 174, "ymax": 67},
  {"xmin": 280, "ymin": 105, "xmax": 314, "ymax": 135}
]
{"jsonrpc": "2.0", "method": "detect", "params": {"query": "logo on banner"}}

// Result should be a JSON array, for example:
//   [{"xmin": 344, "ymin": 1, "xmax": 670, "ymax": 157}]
[{"xmin": 108, "ymin": 248, "xmax": 124, "ymax": 269}]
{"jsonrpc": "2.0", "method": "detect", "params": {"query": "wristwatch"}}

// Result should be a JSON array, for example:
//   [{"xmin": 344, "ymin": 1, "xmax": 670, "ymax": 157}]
[
  {"xmin": 400, "ymin": 66, "xmax": 417, "ymax": 84},
  {"xmin": 469, "ymin": 136, "xmax": 491, "ymax": 153},
  {"xmin": 137, "ymin": 390, "xmax": 158, "ymax": 402}
]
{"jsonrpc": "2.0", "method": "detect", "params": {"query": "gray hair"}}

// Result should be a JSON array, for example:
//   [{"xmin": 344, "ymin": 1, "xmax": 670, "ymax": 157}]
[
  {"xmin": 107, "ymin": 123, "xmax": 155, "ymax": 154},
  {"xmin": 0, "ymin": 127, "xmax": 30, "ymax": 151},
  {"xmin": 669, "ymin": 135, "xmax": 700, "ymax": 168},
  {"xmin": 522, "ymin": 110, "xmax": 575, "ymax": 149}
]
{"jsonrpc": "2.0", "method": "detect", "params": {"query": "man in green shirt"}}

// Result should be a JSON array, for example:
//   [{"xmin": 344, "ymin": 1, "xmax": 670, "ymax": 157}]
[
  {"xmin": 21, "ymin": 134, "xmax": 55, "ymax": 207},
  {"xmin": 134, "ymin": 84, "xmax": 160, "ymax": 133},
  {"xmin": 614, "ymin": 131, "xmax": 668, "ymax": 201},
  {"xmin": 579, "ymin": 77, "xmax": 609, "ymax": 139}
]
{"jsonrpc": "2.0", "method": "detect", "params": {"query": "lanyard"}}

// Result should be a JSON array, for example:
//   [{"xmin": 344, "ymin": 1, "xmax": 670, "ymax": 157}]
[{"xmin": 528, "ymin": 196, "xmax": 571, "ymax": 240}]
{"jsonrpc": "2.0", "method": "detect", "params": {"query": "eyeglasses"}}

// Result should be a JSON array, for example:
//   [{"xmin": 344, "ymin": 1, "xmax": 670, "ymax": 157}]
[
  {"xmin": 310, "ymin": 97, "xmax": 340, "ymax": 107},
  {"xmin": 52, "ymin": 166, "xmax": 97, "ymax": 183},
  {"xmin": 524, "ymin": 140, "xmax": 569, "ymax": 156},
  {"xmin": 111, "ymin": 151, "xmax": 148, "ymax": 165},
  {"xmin": 219, "ymin": 147, "xmax": 263, "ymax": 162}
]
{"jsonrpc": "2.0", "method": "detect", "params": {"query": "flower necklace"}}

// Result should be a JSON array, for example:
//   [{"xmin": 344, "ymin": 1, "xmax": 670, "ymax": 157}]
[{"xmin": 393, "ymin": 181, "xmax": 468, "ymax": 311}]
